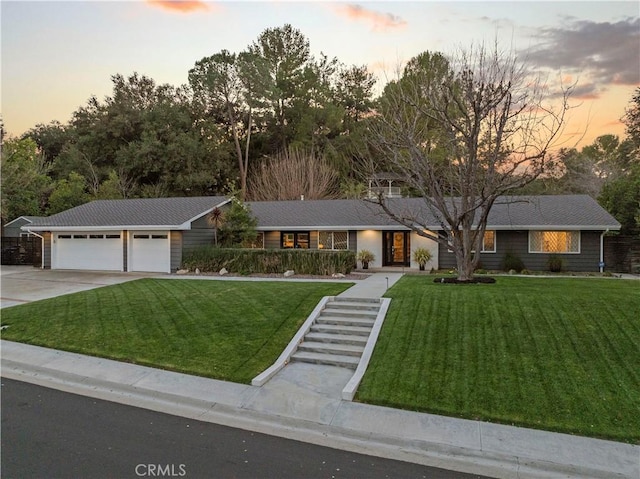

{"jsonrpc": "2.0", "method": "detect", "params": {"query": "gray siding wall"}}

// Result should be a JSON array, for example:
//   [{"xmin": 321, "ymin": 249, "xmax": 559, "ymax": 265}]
[
  {"xmin": 170, "ymin": 231, "xmax": 182, "ymax": 271},
  {"xmin": 43, "ymin": 232, "xmax": 52, "ymax": 268},
  {"xmin": 4, "ymin": 224, "xmax": 26, "ymax": 238},
  {"xmin": 438, "ymin": 230, "xmax": 604, "ymax": 272},
  {"xmin": 122, "ymin": 231, "xmax": 128, "ymax": 271},
  {"xmin": 264, "ymin": 231, "xmax": 280, "ymax": 249},
  {"xmin": 182, "ymin": 216, "xmax": 216, "ymax": 252}
]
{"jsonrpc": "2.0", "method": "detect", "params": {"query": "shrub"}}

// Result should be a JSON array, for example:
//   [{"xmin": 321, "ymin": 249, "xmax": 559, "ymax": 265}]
[
  {"xmin": 502, "ymin": 251, "xmax": 525, "ymax": 273},
  {"xmin": 182, "ymin": 247, "xmax": 355, "ymax": 275},
  {"xmin": 356, "ymin": 249, "xmax": 375, "ymax": 269},
  {"xmin": 547, "ymin": 255, "xmax": 564, "ymax": 273},
  {"xmin": 413, "ymin": 247, "xmax": 433, "ymax": 270}
]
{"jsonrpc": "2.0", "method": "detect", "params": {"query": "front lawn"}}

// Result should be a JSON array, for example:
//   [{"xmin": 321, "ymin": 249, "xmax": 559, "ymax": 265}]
[
  {"xmin": 0, "ymin": 278, "xmax": 351, "ymax": 383},
  {"xmin": 356, "ymin": 276, "xmax": 640, "ymax": 443}
]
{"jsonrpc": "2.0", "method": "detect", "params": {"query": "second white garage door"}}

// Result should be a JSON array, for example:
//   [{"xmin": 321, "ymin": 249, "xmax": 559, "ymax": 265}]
[{"xmin": 129, "ymin": 231, "xmax": 170, "ymax": 273}]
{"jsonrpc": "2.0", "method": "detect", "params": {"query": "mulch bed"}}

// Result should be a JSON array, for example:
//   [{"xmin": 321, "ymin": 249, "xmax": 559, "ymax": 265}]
[{"xmin": 434, "ymin": 276, "xmax": 497, "ymax": 284}]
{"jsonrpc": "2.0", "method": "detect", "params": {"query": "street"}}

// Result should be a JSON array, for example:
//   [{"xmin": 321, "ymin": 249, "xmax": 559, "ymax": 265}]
[{"xmin": 1, "ymin": 378, "xmax": 489, "ymax": 479}]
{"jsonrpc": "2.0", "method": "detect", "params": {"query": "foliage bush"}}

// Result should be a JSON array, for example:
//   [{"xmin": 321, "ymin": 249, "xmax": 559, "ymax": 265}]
[
  {"xmin": 501, "ymin": 251, "xmax": 525, "ymax": 272},
  {"xmin": 182, "ymin": 247, "xmax": 356, "ymax": 275},
  {"xmin": 413, "ymin": 247, "xmax": 433, "ymax": 269},
  {"xmin": 547, "ymin": 255, "xmax": 564, "ymax": 273},
  {"xmin": 356, "ymin": 249, "xmax": 375, "ymax": 268}
]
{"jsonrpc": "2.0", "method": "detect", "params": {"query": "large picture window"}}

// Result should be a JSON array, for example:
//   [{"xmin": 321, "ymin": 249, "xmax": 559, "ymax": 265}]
[
  {"xmin": 318, "ymin": 231, "xmax": 348, "ymax": 250},
  {"xmin": 529, "ymin": 231, "xmax": 580, "ymax": 254},
  {"xmin": 281, "ymin": 232, "xmax": 310, "ymax": 249}
]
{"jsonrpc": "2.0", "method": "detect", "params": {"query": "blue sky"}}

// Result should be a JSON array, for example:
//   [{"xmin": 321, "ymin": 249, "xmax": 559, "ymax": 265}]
[{"xmin": 2, "ymin": 1, "xmax": 639, "ymax": 147}]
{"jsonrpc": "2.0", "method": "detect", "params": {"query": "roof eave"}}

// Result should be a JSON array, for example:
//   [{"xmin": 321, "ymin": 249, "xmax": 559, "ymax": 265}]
[
  {"xmin": 22, "ymin": 225, "xmax": 187, "ymax": 232},
  {"xmin": 183, "ymin": 198, "xmax": 232, "ymax": 229},
  {"xmin": 4, "ymin": 216, "xmax": 33, "ymax": 227}
]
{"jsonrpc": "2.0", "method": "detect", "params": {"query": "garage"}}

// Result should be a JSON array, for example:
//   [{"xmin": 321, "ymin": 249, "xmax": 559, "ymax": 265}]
[
  {"xmin": 129, "ymin": 231, "xmax": 170, "ymax": 273},
  {"xmin": 52, "ymin": 232, "xmax": 123, "ymax": 271}
]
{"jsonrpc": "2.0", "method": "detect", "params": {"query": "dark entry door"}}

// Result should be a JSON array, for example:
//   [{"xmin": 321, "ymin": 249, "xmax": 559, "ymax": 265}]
[{"xmin": 383, "ymin": 231, "xmax": 410, "ymax": 266}]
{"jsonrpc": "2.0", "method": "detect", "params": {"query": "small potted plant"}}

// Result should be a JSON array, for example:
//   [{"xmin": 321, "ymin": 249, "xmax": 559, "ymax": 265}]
[
  {"xmin": 356, "ymin": 249, "xmax": 375, "ymax": 269},
  {"xmin": 413, "ymin": 247, "xmax": 433, "ymax": 271}
]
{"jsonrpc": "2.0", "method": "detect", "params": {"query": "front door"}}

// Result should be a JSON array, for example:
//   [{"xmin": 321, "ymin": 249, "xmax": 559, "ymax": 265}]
[{"xmin": 383, "ymin": 231, "xmax": 410, "ymax": 266}]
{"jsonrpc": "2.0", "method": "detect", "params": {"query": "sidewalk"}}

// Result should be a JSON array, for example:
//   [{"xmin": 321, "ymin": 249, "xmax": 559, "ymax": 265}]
[{"xmin": 1, "ymin": 273, "xmax": 638, "ymax": 478}]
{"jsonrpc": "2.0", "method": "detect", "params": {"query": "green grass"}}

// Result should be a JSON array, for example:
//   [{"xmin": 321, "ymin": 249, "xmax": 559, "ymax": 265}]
[
  {"xmin": 356, "ymin": 276, "xmax": 640, "ymax": 443},
  {"xmin": 0, "ymin": 278, "xmax": 351, "ymax": 384}
]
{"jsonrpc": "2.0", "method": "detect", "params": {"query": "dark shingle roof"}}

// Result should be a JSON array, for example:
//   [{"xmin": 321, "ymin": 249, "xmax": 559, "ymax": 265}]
[
  {"xmin": 23, "ymin": 194, "xmax": 619, "ymax": 231},
  {"xmin": 247, "ymin": 195, "xmax": 620, "ymax": 231},
  {"xmin": 4, "ymin": 215, "xmax": 45, "ymax": 227},
  {"xmin": 486, "ymin": 195, "xmax": 621, "ymax": 229},
  {"xmin": 27, "ymin": 196, "xmax": 228, "ymax": 229}
]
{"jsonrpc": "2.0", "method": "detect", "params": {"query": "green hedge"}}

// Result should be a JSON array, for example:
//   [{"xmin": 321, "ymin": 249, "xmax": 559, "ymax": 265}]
[{"xmin": 182, "ymin": 247, "xmax": 356, "ymax": 275}]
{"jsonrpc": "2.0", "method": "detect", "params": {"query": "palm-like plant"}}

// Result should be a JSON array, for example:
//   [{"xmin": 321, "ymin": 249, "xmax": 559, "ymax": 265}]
[{"xmin": 207, "ymin": 207, "xmax": 225, "ymax": 246}]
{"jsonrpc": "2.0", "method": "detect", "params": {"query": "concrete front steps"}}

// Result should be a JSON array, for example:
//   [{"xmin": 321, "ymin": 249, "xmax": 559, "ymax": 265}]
[{"xmin": 290, "ymin": 297, "xmax": 380, "ymax": 369}]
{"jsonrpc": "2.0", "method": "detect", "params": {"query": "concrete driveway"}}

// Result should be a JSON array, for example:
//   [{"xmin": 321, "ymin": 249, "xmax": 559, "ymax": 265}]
[{"xmin": 0, "ymin": 266, "xmax": 157, "ymax": 309}]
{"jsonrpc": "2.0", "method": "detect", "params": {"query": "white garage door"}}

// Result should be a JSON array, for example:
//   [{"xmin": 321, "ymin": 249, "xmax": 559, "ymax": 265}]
[
  {"xmin": 53, "ymin": 232, "xmax": 123, "ymax": 271},
  {"xmin": 129, "ymin": 231, "xmax": 170, "ymax": 273}
]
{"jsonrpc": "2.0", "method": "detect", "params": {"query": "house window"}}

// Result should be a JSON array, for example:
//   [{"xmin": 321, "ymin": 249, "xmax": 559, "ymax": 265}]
[
  {"xmin": 447, "ymin": 230, "xmax": 495, "ymax": 253},
  {"xmin": 482, "ymin": 230, "xmax": 496, "ymax": 253},
  {"xmin": 281, "ymin": 232, "xmax": 310, "ymax": 249},
  {"xmin": 318, "ymin": 231, "xmax": 348, "ymax": 250},
  {"xmin": 529, "ymin": 231, "xmax": 580, "ymax": 254}
]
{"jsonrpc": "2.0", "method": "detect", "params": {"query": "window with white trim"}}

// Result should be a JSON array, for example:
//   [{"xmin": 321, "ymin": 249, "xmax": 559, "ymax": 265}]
[
  {"xmin": 318, "ymin": 231, "xmax": 348, "ymax": 250},
  {"xmin": 529, "ymin": 231, "xmax": 580, "ymax": 253},
  {"xmin": 481, "ymin": 230, "xmax": 496, "ymax": 253},
  {"xmin": 447, "ymin": 230, "xmax": 496, "ymax": 253}
]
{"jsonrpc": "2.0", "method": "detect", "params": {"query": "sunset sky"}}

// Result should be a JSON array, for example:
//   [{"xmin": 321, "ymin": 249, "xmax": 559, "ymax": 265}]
[{"xmin": 2, "ymin": 1, "xmax": 639, "ymax": 148}]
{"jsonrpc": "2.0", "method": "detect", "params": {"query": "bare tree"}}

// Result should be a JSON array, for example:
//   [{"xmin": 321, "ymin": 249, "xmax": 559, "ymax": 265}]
[
  {"xmin": 365, "ymin": 46, "xmax": 572, "ymax": 281},
  {"xmin": 248, "ymin": 147, "xmax": 339, "ymax": 201}
]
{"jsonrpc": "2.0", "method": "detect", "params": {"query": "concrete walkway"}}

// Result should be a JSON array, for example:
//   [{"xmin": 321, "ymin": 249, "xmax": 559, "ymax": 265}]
[{"xmin": 1, "ymin": 272, "xmax": 639, "ymax": 478}]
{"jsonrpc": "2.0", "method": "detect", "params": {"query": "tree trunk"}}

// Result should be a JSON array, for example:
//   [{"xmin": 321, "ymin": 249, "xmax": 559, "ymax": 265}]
[{"xmin": 456, "ymin": 259, "xmax": 475, "ymax": 282}]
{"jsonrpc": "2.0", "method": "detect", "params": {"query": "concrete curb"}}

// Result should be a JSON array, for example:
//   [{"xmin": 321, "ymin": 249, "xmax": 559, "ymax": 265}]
[{"xmin": 2, "ymin": 341, "xmax": 638, "ymax": 479}]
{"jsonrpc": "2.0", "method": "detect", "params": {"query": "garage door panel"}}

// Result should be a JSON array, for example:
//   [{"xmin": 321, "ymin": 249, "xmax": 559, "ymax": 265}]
[
  {"xmin": 130, "ymin": 231, "xmax": 170, "ymax": 273},
  {"xmin": 53, "ymin": 232, "xmax": 123, "ymax": 271}
]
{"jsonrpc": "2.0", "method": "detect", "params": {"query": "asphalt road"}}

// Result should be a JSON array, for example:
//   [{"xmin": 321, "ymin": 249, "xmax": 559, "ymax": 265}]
[{"xmin": 1, "ymin": 379, "xmax": 490, "ymax": 479}]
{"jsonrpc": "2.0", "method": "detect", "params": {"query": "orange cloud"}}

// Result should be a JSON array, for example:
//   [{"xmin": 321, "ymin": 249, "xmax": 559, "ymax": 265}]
[
  {"xmin": 146, "ymin": 0, "xmax": 210, "ymax": 14},
  {"xmin": 332, "ymin": 4, "xmax": 407, "ymax": 31}
]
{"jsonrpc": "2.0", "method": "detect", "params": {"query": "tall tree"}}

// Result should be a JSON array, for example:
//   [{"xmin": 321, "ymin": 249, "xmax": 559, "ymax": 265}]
[
  {"xmin": 55, "ymin": 73, "xmax": 227, "ymax": 198},
  {"xmin": 599, "ymin": 88, "xmax": 640, "ymax": 234},
  {"xmin": 622, "ymin": 86, "xmax": 640, "ymax": 150},
  {"xmin": 47, "ymin": 171, "xmax": 89, "ymax": 215},
  {"xmin": 365, "ymin": 46, "xmax": 571, "ymax": 281},
  {"xmin": 189, "ymin": 50, "xmax": 268, "ymax": 200},
  {"xmin": 0, "ymin": 137, "xmax": 51, "ymax": 221},
  {"xmin": 247, "ymin": 24, "xmax": 311, "ymax": 151}
]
